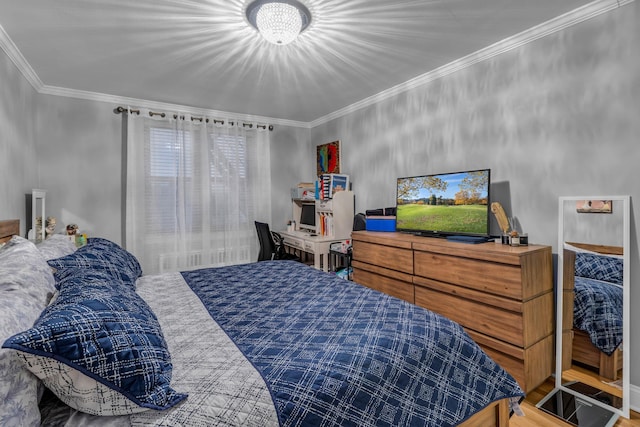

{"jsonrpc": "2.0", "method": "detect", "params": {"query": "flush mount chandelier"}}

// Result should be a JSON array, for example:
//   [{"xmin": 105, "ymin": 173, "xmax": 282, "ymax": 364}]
[{"xmin": 246, "ymin": 0, "xmax": 312, "ymax": 45}]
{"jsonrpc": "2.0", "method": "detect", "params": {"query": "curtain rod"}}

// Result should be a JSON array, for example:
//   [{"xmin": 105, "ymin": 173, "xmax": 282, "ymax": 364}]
[{"xmin": 114, "ymin": 106, "xmax": 273, "ymax": 131}]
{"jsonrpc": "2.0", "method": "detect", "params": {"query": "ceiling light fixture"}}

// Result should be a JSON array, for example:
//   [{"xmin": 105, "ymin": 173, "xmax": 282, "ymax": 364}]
[{"xmin": 246, "ymin": 0, "xmax": 311, "ymax": 46}]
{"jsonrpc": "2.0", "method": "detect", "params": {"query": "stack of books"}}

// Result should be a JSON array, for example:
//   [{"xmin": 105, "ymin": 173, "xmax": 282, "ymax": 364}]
[
  {"xmin": 317, "ymin": 174, "xmax": 349, "ymax": 200},
  {"xmin": 317, "ymin": 212, "xmax": 334, "ymax": 236}
]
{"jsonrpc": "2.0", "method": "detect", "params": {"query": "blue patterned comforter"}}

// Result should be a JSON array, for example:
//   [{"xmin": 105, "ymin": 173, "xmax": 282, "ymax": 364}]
[
  {"xmin": 182, "ymin": 260, "xmax": 523, "ymax": 427},
  {"xmin": 573, "ymin": 276, "xmax": 623, "ymax": 355}
]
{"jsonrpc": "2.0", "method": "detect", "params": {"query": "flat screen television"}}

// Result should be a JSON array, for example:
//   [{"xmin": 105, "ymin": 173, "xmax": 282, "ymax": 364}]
[
  {"xmin": 396, "ymin": 168, "xmax": 490, "ymax": 238},
  {"xmin": 299, "ymin": 203, "xmax": 316, "ymax": 232}
]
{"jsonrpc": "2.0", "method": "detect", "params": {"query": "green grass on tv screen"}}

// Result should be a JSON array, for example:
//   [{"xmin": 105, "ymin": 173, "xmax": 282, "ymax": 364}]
[{"xmin": 396, "ymin": 204, "xmax": 487, "ymax": 234}]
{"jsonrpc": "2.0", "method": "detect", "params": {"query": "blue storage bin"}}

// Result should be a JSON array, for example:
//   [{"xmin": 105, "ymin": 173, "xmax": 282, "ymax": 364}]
[{"xmin": 366, "ymin": 216, "xmax": 396, "ymax": 232}]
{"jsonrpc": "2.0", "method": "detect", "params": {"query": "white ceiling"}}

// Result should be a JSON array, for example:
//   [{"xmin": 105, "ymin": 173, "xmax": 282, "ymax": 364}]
[{"xmin": 0, "ymin": 0, "xmax": 600, "ymax": 124}]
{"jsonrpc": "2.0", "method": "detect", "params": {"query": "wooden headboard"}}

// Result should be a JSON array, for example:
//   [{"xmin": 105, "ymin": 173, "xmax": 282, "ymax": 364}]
[
  {"xmin": 566, "ymin": 241, "xmax": 623, "ymax": 256},
  {"xmin": 0, "ymin": 219, "xmax": 20, "ymax": 244}
]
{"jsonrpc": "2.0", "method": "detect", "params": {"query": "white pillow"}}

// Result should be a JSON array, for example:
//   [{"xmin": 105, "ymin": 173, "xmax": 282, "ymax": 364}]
[
  {"xmin": 0, "ymin": 236, "xmax": 56, "ymax": 426},
  {"xmin": 37, "ymin": 234, "xmax": 78, "ymax": 261}
]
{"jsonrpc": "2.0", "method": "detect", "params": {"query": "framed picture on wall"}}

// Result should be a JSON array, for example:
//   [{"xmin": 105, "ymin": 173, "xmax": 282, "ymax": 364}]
[
  {"xmin": 576, "ymin": 200, "xmax": 612, "ymax": 213},
  {"xmin": 316, "ymin": 140, "xmax": 341, "ymax": 177}
]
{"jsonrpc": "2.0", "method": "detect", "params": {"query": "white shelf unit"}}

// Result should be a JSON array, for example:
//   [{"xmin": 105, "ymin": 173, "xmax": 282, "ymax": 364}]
[{"xmin": 292, "ymin": 190, "xmax": 354, "ymax": 238}]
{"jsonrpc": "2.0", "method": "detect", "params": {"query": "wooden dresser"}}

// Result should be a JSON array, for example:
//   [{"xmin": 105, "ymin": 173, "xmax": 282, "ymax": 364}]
[{"xmin": 351, "ymin": 231, "xmax": 553, "ymax": 394}]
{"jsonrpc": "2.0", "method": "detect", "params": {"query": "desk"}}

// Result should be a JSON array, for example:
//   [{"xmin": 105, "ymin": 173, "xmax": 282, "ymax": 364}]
[{"xmin": 278, "ymin": 230, "xmax": 345, "ymax": 272}]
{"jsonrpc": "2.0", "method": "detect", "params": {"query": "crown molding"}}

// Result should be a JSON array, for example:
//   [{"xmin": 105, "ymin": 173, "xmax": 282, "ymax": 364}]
[
  {"xmin": 0, "ymin": 0, "xmax": 632, "ymax": 130},
  {"xmin": 309, "ymin": 0, "xmax": 629, "ymax": 128},
  {"xmin": 0, "ymin": 24, "xmax": 43, "ymax": 91},
  {"xmin": 38, "ymin": 85, "xmax": 309, "ymax": 128}
]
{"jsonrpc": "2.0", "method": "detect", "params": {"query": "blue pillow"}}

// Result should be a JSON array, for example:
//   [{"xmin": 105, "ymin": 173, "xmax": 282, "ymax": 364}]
[
  {"xmin": 55, "ymin": 268, "xmax": 135, "ymax": 296},
  {"xmin": 2, "ymin": 271, "xmax": 186, "ymax": 416},
  {"xmin": 48, "ymin": 237, "xmax": 142, "ymax": 285},
  {"xmin": 575, "ymin": 252, "xmax": 623, "ymax": 285}
]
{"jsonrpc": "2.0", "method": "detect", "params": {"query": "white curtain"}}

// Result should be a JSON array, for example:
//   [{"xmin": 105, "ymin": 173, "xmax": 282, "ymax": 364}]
[{"xmin": 125, "ymin": 109, "xmax": 272, "ymax": 274}]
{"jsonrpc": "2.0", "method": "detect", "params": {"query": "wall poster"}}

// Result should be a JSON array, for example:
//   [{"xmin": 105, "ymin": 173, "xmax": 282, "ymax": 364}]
[{"xmin": 316, "ymin": 140, "xmax": 341, "ymax": 177}]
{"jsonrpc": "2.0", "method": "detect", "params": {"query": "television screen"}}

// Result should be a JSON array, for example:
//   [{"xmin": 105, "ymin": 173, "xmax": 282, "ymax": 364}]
[
  {"xmin": 396, "ymin": 169, "xmax": 490, "ymax": 237},
  {"xmin": 299, "ymin": 203, "xmax": 316, "ymax": 230}
]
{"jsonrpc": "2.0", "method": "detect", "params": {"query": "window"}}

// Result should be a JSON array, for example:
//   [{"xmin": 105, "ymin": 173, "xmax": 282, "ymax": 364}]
[
  {"xmin": 145, "ymin": 127, "xmax": 198, "ymax": 234},
  {"xmin": 208, "ymin": 134, "xmax": 250, "ymax": 232},
  {"xmin": 127, "ymin": 112, "xmax": 270, "ymax": 273},
  {"xmin": 145, "ymin": 127, "xmax": 250, "ymax": 234}
]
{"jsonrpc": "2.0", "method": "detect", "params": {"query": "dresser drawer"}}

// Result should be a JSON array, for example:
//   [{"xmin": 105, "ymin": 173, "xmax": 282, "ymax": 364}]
[
  {"xmin": 415, "ymin": 283, "xmax": 553, "ymax": 348},
  {"xmin": 352, "ymin": 240, "xmax": 413, "ymax": 274},
  {"xmin": 482, "ymin": 347, "xmax": 526, "ymax": 391},
  {"xmin": 283, "ymin": 236, "xmax": 303, "ymax": 249},
  {"xmin": 467, "ymin": 330, "xmax": 554, "ymax": 393},
  {"xmin": 414, "ymin": 250, "xmax": 523, "ymax": 299},
  {"xmin": 415, "ymin": 285, "xmax": 525, "ymax": 347},
  {"xmin": 353, "ymin": 262, "xmax": 414, "ymax": 303}
]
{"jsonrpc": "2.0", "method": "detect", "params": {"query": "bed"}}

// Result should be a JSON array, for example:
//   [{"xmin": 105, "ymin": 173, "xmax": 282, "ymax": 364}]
[
  {"xmin": 562, "ymin": 242, "xmax": 623, "ymax": 380},
  {"xmin": 0, "ymin": 219, "xmax": 523, "ymax": 426}
]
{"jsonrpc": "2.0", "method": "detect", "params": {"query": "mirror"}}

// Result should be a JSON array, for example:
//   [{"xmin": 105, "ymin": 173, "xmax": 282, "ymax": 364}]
[{"xmin": 542, "ymin": 196, "xmax": 630, "ymax": 424}]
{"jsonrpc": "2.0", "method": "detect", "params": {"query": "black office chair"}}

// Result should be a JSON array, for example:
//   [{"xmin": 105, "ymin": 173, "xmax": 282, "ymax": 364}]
[
  {"xmin": 353, "ymin": 213, "xmax": 367, "ymax": 231},
  {"xmin": 255, "ymin": 221, "xmax": 300, "ymax": 262}
]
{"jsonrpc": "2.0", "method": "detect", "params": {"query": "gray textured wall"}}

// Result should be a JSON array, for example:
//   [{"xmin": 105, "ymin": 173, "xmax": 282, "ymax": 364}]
[
  {"xmin": 34, "ymin": 96, "xmax": 123, "ymax": 243},
  {"xmin": 268, "ymin": 125, "xmax": 312, "ymax": 230},
  {"xmin": 310, "ymin": 3, "xmax": 640, "ymax": 388},
  {"xmin": 0, "ymin": 42, "xmax": 39, "ymax": 236},
  {"xmin": 0, "ymin": 46, "xmax": 123, "ymax": 242}
]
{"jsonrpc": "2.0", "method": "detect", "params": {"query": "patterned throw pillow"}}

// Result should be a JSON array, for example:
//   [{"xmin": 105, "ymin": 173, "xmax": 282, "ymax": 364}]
[
  {"xmin": 2, "ymin": 270, "xmax": 187, "ymax": 416},
  {"xmin": 0, "ymin": 236, "xmax": 57, "ymax": 426},
  {"xmin": 575, "ymin": 252, "xmax": 623, "ymax": 285},
  {"xmin": 48, "ymin": 237, "xmax": 142, "ymax": 285}
]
